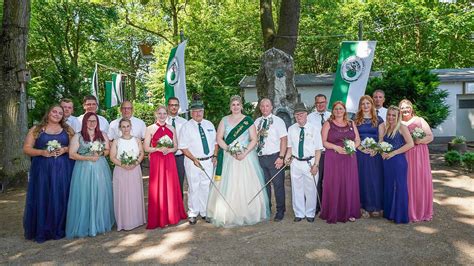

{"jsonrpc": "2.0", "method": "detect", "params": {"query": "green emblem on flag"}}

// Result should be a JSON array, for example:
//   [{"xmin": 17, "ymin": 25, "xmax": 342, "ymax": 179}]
[
  {"xmin": 341, "ymin": 55, "xmax": 365, "ymax": 82},
  {"xmin": 166, "ymin": 58, "xmax": 179, "ymax": 86}
]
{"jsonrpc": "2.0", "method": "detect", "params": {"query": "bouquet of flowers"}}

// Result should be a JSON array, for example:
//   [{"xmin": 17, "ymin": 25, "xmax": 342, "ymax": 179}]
[
  {"xmin": 228, "ymin": 141, "xmax": 247, "ymax": 156},
  {"xmin": 46, "ymin": 140, "xmax": 61, "ymax": 152},
  {"xmin": 360, "ymin": 137, "xmax": 378, "ymax": 150},
  {"xmin": 343, "ymin": 139, "xmax": 356, "ymax": 155},
  {"xmin": 156, "ymin": 135, "xmax": 173, "ymax": 148},
  {"xmin": 378, "ymin": 141, "xmax": 393, "ymax": 153},
  {"xmin": 411, "ymin": 127, "xmax": 426, "ymax": 140},
  {"xmin": 89, "ymin": 140, "xmax": 105, "ymax": 154},
  {"xmin": 119, "ymin": 151, "xmax": 138, "ymax": 166}
]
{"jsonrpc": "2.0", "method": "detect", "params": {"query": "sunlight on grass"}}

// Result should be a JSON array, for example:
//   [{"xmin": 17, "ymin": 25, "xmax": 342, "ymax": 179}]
[
  {"xmin": 414, "ymin": 226, "xmax": 439, "ymax": 234},
  {"xmin": 142, "ymin": 175, "xmax": 149, "ymax": 180},
  {"xmin": 108, "ymin": 233, "xmax": 148, "ymax": 253},
  {"xmin": 365, "ymin": 225, "xmax": 382, "ymax": 233},
  {"xmin": 453, "ymin": 240, "xmax": 474, "ymax": 264},
  {"xmin": 305, "ymin": 249, "xmax": 339, "ymax": 262},
  {"xmin": 126, "ymin": 230, "xmax": 192, "ymax": 263},
  {"xmin": 0, "ymin": 200, "xmax": 18, "ymax": 204},
  {"xmin": 453, "ymin": 217, "xmax": 474, "ymax": 226}
]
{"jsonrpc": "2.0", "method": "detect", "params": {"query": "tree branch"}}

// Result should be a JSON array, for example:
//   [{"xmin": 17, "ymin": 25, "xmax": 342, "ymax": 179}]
[
  {"xmin": 124, "ymin": 11, "xmax": 174, "ymax": 45},
  {"xmin": 260, "ymin": 0, "xmax": 275, "ymax": 51}
]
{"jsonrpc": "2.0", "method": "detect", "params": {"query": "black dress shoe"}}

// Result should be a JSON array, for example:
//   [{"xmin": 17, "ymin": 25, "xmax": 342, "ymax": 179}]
[
  {"xmin": 306, "ymin": 217, "xmax": 315, "ymax": 223},
  {"xmin": 201, "ymin": 216, "xmax": 206, "ymax": 220},
  {"xmin": 188, "ymin": 217, "xmax": 197, "ymax": 225},
  {"xmin": 293, "ymin": 217, "xmax": 302, "ymax": 222}
]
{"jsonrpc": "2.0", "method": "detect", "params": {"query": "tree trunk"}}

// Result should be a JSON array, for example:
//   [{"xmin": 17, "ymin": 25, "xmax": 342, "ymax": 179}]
[{"xmin": 0, "ymin": 0, "xmax": 31, "ymax": 183}]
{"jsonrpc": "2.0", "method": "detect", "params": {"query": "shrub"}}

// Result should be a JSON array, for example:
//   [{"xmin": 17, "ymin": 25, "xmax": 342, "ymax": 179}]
[
  {"xmin": 451, "ymin": 136, "xmax": 466, "ymax": 144},
  {"xmin": 462, "ymin": 152, "xmax": 474, "ymax": 172},
  {"xmin": 444, "ymin": 150, "xmax": 462, "ymax": 166}
]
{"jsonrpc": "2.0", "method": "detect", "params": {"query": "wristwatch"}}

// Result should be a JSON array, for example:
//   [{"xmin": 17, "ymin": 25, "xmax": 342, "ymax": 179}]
[{"xmin": 278, "ymin": 155, "xmax": 284, "ymax": 160}]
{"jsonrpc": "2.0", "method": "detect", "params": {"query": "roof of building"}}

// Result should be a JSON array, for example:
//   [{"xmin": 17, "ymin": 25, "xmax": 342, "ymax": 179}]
[{"xmin": 239, "ymin": 68, "xmax": 474, "ymax": 88}]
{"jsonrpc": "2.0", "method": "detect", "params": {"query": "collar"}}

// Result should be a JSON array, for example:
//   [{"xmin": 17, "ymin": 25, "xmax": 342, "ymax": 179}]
[{"xmin": 262, "ymin": 114, "xmax": 273, "ymax": 119}]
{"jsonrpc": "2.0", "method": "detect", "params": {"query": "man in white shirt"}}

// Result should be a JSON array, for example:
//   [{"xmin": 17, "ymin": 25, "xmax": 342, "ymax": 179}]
[
  {"xmin": 285, "ymin": 102, "xmax": 322, "ymax": 223},
  {"xmin": 77, "ymin": 95, "xmax": 110, "ymax": 133},
  {"xmin": 107, "ymin": 100, "xmax": 146, "ymax": 140},
  {"xmin": 179, "ymin": 99, "xmax": 217, "ymax": 225},
  {"xmin": 307, "ymin": 93, "xmax": 331, "ymax": 215},
  {"xmin": 60, "ymin": 98, "xmax": 81, "ymax": 133},
  {"xmin": 373, "ymin": 89, "xmax": 387, "ymax": 122},
  {"xmin": 254, "ymin": 98, "xmax": 288, "ymax": 222},
  {"xmin": 166, "ymin": 97, "xmax": 188, "ymax": 199}
]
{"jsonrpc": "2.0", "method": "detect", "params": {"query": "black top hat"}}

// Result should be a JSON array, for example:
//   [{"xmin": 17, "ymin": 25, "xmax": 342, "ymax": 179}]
[{"xmin": 293, "ymin": 102, "xmax": 308, "ymax": 113}]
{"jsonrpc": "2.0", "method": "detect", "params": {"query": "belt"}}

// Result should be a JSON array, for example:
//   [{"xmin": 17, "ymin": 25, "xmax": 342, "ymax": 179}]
[
  {"xmin": 197, "ymin": 155, "xmax": 214, "ymax": 161},
  {"xmin": 175, "ymin": 154, "xmax": 184, "ymax": 157},
  {"xmin": 258, "ymin": 152, "xmax": 279, "ymax": 157},
  {"xmin": 292, "ymin": 155, "xmax": 314, "ymax": 161}
]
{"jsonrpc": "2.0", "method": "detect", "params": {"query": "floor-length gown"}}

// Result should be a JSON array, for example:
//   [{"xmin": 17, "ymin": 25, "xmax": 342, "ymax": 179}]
[
  {"xmin": 66, "ymin": 136, "xmax": 115, "ymax": 238},
  {"xmin": 383, "ymin": 131, "xmax": 409, "ymax": 223},
  {"xmin": 113, "ymin": 137, "xmax": 146, "ymax": 231},
  {"xmin": 147, "ymin": 125, "xmax": 187, "ymax": 229},
  {"xmin": 24, "ymin": 130, "xmax": 74, "ymax": 243},
  {"xmin": 357, "ymin": 117, "xmax": 384, "ymax": 212},
  {"xmin": 207, "ymin": 117, "xmax": 270, "ymax": 227},
  {"xmin": 320, "ymin": 121, "xmax": 361, "ymax": 223},
  {"xmin": 405, "ymin": 117, "xmax": 433, "ymax": 222}
]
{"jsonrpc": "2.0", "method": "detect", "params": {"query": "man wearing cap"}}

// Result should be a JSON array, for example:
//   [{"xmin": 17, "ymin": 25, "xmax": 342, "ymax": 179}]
[
  {"xmin": 285, "ymin": 102, "xmax": 323, "ymax": 223},
  {"xmin": 107, "ymin": 100, "xmax": 146, "ymax": 141},
  {"xmin": 254, "ymin": 98, "xmax": 288, "ymax": 222},
  {"xmin": 166, "ymin": 97, "xmax": 188, "ymax": 199},
  {"xmin": 179, "ymin": 99, "xmax": 217, "ymax": 225},
  {"xmin": 373, "ymin": 90, "xmax": 387, "ymax": 122}
]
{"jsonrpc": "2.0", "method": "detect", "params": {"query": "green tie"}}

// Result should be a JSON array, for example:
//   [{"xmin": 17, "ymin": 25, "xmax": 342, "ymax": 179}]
[
  {"xmin": 172, "ymin": 118, "xmax": 176, "ymax": 128},
  {"xmin": 198, "ymin": 122, "xmax": 210, "ymax": 155},
  {"xmin": 256, "ymin": 118, "xmax": 268, "ymax": 154},
  {"xmin": 298, "ymin": 127, "xmax": 305, "ymax": 158}
]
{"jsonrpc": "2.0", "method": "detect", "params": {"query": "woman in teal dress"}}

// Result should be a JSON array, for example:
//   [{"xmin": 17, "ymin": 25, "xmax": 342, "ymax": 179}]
[
  {"xmin": 207, "ymin": 95, "xmax": 270, "ymax": 227},
  {"xmin": 66, "ymin": 112, "xmax": 115, "ymax": 238}
]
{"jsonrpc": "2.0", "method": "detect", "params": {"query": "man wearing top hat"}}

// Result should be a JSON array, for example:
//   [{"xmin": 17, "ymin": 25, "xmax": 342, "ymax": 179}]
[
  {"xmin": 254, "ymin": 98, "xmax": 288, "ymax": 222},
  {"xmin": 179, "ymin": 98, "xmax": 217, "ymax": 225},
  {"xmin": 285, "ymin": 102, "xmax": 323, "ymax": 223}
]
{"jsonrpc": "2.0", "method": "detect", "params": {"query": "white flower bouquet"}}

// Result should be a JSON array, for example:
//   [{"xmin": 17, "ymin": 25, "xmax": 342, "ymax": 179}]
[
  {"xmin": 343, "ymin": 139, "xmax": 356, "ymax": 155},
  {"xmin": 378, "ymin": 141, "xmax": 393, "ymax": 153},
  {"xmin": 119, "ymin": 151, "xmax": 138, "ymax": 166},
  {"xmin": 89, "ymin": 140, "xmax": 105, "ymax": 154},
  {"xmin": 228, "ymin": 141, "xmax": 247, "ymax": 156},
  {"xmin": 156, "ymin": 135, "xmax": 173, "ymax": 148},
  {"xmin": 46, "ymin": 140, "xmax": 61, "ymax": 152},
  {"xmin": 360, "ymin": 137, "xmax": 378, "ymax": 150},
  {"xmin": 411, "ymin": 127, "xmax": 426, "ymax": 140}
]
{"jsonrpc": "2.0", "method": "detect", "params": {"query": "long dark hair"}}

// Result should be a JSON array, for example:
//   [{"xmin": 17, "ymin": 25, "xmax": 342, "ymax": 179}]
[{"xmin": 80, "ymin": 112, "xmax": 104, "ymax": 142}]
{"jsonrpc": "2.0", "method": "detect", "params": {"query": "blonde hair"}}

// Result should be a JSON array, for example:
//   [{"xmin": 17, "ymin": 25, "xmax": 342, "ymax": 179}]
[
  {"xmin": 229, "ymin": 95, "xmax": 243, "ymax": 112},
  {"xmin": 399, "ymin": 99, "xmax": 415, "ymax": 116},
  {"xmin": 355, "ymin": 95, "xmax": 378, "ymax": 127},
  {"xmin": 154, "ymin": 105, "xmax": 167, "ymax": 122},
  {"xmin": 384, "ymin": 106, "xmax": 402, "ymax": 139}
]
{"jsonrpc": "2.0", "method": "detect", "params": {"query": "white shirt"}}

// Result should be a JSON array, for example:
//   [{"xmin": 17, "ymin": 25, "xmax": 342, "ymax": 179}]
[
  {"xmin": 287, "ymin": 122, "xmax": 323, "ymax": 158},
  {"xmin": 65, "ymin": 115, "xmax": 81, "ymax": 133},
  {"xmin": 376, "ymin": 107, "xmax": 387, "ymax": 122},
  {"xmin": 108, "ymin": 116, "xmax": 146, "ymax": 140},
  {"xmin": 78, "ymin": 113, "xmax": 109, "ymax": 133},
  {"xmin": 179, "ymin": 119, "xmax": 216, "ymax": 158},
  {"xmin": 167, "ymin": 115, "xmax": 188, "ymax": 155},
  {"xmin": 307, "ymin": 110, "xmax": 331, "ymax": 129},
  {"xmin": 254, "ymin": 114, "xmax": 288, "ymax": 155}
]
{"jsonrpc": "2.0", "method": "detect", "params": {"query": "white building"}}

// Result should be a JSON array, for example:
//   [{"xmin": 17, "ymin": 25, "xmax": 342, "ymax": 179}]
[{"xmin": 240, "ymin": 68, "xmax": 474, "ymax": 142}]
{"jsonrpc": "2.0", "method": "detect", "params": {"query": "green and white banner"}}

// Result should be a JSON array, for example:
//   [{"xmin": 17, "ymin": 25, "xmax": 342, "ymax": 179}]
[
  {"xmin": 328, "ymin": 41, "xmax": 376, "ymax": 113},
  {"xmin": 105, "ymin": 73, "xmax": 123, "ymax": 108},
  {"xmin": 164, "ymin": 40, "xmax": 188, "ymax": 113},
  {"xmin": 91, "ymin": 64, "xmax": 99, "ymax": 99}
]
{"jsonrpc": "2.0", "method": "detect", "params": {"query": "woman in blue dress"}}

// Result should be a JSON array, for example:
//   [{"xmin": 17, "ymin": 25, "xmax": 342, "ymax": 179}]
[
  {"xmin": 207, "ymin": 95, "xmax": 270, "ymax": 227},
  {"xmin": 66, "ymin": 112, "xmax": 115, "ymax": 238},
  {"xmin": 380, "ymin": 106, "xmax": 414, "ymax": 224},
  {"xmin": 354, "ymin": 95, "xmax": 384, "ymax": 218},
  {"xmin": 23, "ymin": 105, "xmax": 75, "ymax": 243}
]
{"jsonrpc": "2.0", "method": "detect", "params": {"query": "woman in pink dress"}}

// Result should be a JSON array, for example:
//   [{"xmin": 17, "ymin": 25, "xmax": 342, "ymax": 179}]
[
  {"xmin": 399, "ymin": 99, "xmax": 434, "ymax": 222},
  {"xmin": 144, "ymin": 106, "xmax": 187, "ymax": 229}
]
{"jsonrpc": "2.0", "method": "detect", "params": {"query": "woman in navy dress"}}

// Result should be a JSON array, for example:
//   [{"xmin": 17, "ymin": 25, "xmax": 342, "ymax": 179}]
[
  {"xmin": 354, "ymin": 95, "xmax": 384, "ymax": 218},
  {"xmin": 23, "ymin": 105, "xmax": 75, "ymax": 243},
  {"xmin": 380, "ymin": 106, "xmax": 414, "ymax": 224}
]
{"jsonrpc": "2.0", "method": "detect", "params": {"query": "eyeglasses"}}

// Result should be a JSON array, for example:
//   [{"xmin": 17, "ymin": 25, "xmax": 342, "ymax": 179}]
[
  {"xmin": 121, "ymin": 107, "xmax": 133, "ymax": 110},
  {"xmin": 168, "ymin": 104, "xmax": 179, "ymax": 107},
  {"xmin": 315, "ymin": 101, "xmax": 326, "ymax": 105},
  {"xmin": 87, "ymin": 120, "xmax": 98, "ymax": 123}
]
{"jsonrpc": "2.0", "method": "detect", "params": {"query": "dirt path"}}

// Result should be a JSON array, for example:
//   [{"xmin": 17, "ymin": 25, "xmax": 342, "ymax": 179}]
[{"xmin": 1, "ymin": 150, "xmax": 473, "ymax": 264}]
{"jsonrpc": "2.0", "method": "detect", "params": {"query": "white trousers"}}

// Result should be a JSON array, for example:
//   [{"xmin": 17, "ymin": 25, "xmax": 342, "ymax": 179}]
[
  {"xmin": 290, "ymin": 159, "xmax": 318, "ymax": 218},
  {"xmin": 184, "ymin": 158, "xmax": 212, "ymax": 217}
]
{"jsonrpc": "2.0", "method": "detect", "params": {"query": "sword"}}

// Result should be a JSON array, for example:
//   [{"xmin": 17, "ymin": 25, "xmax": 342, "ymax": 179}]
[
  {"xmin": 307, "ymin": 161, "xmax": 322, "ymax": 215},
  {"xmin": 198, "ymin": 164, "xmax": 238, "ymax": 217},
  {"xmin": 247, "ymin": 159, "xmax": 290, "ymax": 206}
]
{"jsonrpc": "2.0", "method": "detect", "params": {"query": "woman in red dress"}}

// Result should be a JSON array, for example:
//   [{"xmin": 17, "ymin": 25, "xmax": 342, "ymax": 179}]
[{"xmin": 144, "ymin": 105, "xmax": 187, "ymax": 229}]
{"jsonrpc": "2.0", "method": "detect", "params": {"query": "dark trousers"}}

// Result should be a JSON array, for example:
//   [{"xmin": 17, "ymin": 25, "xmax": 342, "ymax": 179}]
[
  {"xmin": 316, "ymin": 151, "xmax": 325, "ymax": 213},
  {"xmin": 258, "ymin": 153, "xmax": 286, "ymax": 215},
  {"xmin": 175, "ymin": 154, "xmax": 186, "ymax": 199}
]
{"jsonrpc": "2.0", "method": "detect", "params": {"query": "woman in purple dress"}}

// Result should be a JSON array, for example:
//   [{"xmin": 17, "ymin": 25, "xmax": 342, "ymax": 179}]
[
  {"xmin": 23, "ymin": 105, "xmax": 75, "ymax": 242},
  {"xmin": 320, "ymin": 101, "xmax": 361, "ymax": 223},
  {"xmin": 381, "ymin": 106, "xmax": 414, "ymax": 223},
  {"xmin": 354, "ymin": 95, "xmax": 384, "ymax": 218}
]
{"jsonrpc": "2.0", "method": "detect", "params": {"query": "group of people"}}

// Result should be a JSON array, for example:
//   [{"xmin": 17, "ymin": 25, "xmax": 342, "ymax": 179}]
[{"xmin": 22, "ymin": 90, "xmax": 434, "ymax": 244}]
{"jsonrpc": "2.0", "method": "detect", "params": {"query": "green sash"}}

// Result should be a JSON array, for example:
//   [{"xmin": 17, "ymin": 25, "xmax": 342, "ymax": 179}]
[{"xmin": 214, "ymin": 115, "xmax": 254, "ymax": 180}]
